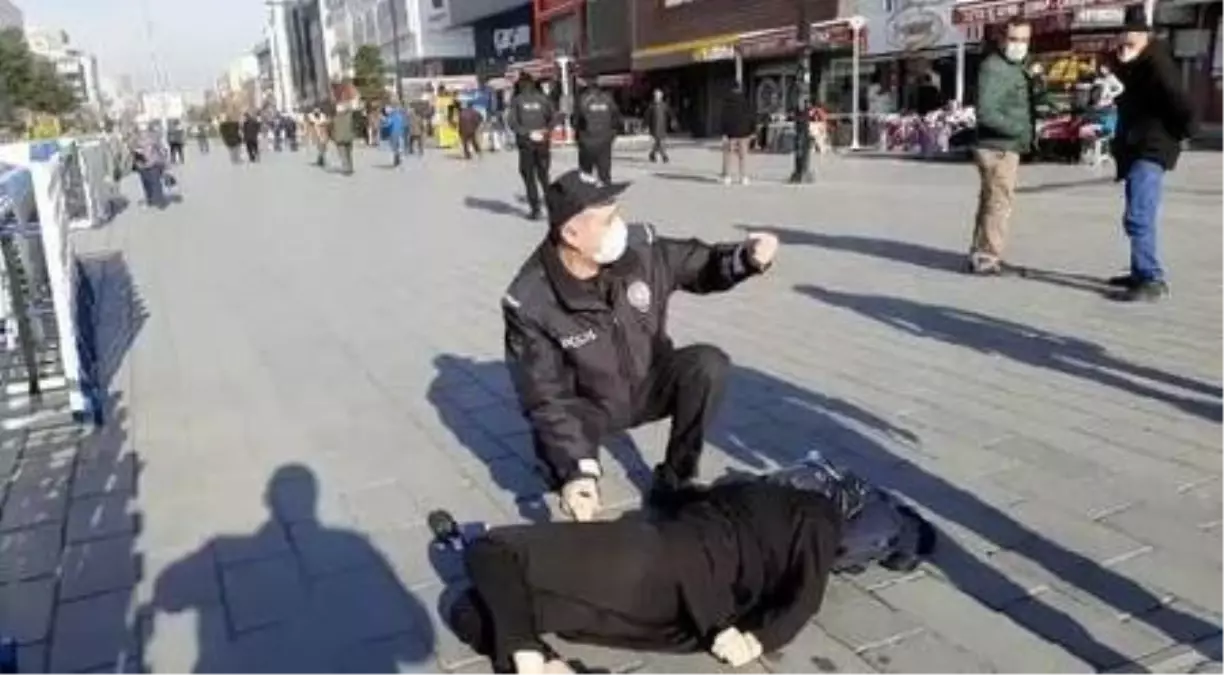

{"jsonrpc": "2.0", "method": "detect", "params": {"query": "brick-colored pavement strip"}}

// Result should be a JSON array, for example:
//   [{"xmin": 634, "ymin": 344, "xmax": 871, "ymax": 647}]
[{"xmin": 1, "ymin": 142, "xmax": 1219, "ymax": 673}]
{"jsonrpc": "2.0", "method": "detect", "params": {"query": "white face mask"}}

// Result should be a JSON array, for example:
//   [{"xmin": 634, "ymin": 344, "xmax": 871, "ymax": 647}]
[
  {"xmin": 1004, "ymin": 43, "xmax": 1029, "ymax": 63},
  {"xmin": 593, "ymin": 216, "xmax": 628, "ymax": 265}
]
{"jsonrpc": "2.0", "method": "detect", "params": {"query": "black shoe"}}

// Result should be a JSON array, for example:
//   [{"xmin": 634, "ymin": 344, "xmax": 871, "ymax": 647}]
[
  {"xmin": 528, "ymin": 209, "xmax": 541, "ymax": 221},
  {"xmin": 648, "ymin": 464, "xmax": 695, "ymax": 510},
  {"xmin": 1118, "ymin": 279, "xmax": 1169, "ymax": 302},
  {"xmin": 1107, "ymin": 273, "xmax": 1141, "ymax": 289}
]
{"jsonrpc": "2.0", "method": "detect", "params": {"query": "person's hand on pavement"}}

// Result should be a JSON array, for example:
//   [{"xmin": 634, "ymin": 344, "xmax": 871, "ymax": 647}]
[
  {"xmin": 746, "ymin": 232, "xmax": 779, "ymax": 270},
  {"xmin": 742, "ymin": 632, "xmax": 764, "ymax": 662},
  {"xmin": 711, "ymin": 627, "xmax": 758, "ymax": 667},
  {"xmin": 560, "ymin": 476, "xmax": 601, "ymax": 522},
  {"xmin": 513, "ymin": 650, "xmax": 547, "ymax": 674}
]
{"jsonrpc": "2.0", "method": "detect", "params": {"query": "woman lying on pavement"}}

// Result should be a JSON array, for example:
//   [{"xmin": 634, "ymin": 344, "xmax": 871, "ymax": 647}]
[{"xmin": 445, "ymin": 478, "xmax": 844, "ymax": 674}]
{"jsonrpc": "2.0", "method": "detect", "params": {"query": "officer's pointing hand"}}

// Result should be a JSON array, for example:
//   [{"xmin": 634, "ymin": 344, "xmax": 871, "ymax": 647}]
[{"xmin": 746, "ymin": 232, "xmax": 779, "ymax": 270}]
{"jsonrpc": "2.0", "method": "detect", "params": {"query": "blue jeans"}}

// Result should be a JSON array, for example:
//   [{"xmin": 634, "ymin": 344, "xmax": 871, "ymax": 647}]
[
  {"xmin": 389, "ymin": 136, "xmax": 403, "ymax": 164},
  {"xmin": 1122, "ymin": 159, "xmax": 1165, "ymax": 282},
  {"xmin": 136, "ymin": 165, "xmax": 166, "ymax": 207}
]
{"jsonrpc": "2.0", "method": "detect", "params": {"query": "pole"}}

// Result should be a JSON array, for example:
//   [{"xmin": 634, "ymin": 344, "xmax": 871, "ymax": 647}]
[
  {"xmin": 850, "ymin": 18, "xmax": 863, "ymax": 151},
  {"xmin": 955, "ymin": 38, "xmax": 966, "ymax": 104},
  {"xmin": 140, "ymin": 0, "xmax": 169, "ymax": 136},
  {"xmin": 389, "ymin": 0, "xmax": 404, "ymax": 103},
  {"xmin": 789, "ymin": 0, "xmax": 814, "ymax": 183}
]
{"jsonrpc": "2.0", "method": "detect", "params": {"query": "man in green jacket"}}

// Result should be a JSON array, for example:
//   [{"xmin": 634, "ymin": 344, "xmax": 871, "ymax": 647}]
[
  {"xmin": 331, "ymin": 100, "xmax": 357, "ymax": 176},
  {"xmin": 968, "ymin": 18, "xmax": 1034, "ymax": 275}
]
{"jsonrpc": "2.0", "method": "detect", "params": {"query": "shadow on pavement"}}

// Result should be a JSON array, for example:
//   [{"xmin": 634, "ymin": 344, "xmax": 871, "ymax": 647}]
[
  {"xmin": 737, "ymin": 224, "xmax": 1140, "ymax": 298},
  {"xmin": 652, "ymin": 171, "xmax": 721, "ymax": 184},
  {"xmin": 797, "ymin": 284, "xmax": 1222, "ymax": 422},
  {"xmin": 142, "ymin": 464, "xmax": 436, "ymax": 672},
  {"xmin": 423, "ymin": 350, "xmax": 1221, "ymax": 670},
  {"xmin": 1015, "ymin": 176, "xmax": 1113, "ymax": 194},
  {"xmin": 463, "ymin": 196, "xmax": 526, "ymax": 219}
]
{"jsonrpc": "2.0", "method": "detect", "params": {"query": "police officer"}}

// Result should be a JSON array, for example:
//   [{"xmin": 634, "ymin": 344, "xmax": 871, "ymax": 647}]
[
  {"xmin": 502, "ymin": 170, "xmax": 780, "ymax": 522},
  {"xmin": 506, "ymin": 73, "xmax": 558, "ymax": 221},
  {"xmin": 573, "ymin": 82, "xmax": 621, "ymax": 184}
]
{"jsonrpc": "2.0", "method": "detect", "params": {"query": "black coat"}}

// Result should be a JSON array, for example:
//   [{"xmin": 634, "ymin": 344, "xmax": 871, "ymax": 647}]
[
  {"xmin": 218, "ymin": 121, "xmax": 242, "ymax": 147},
  {"xmin": 645, "ymin": 101, "xmax": 672, "ymax": 138},
  {"xmin": 471, "ymin": 480, "xmax": 842, "ymax": 653},
  {"xmin": 503, "ymin": 224, "xmax": 762, "ymax": 485},
  {"xmin": 720, "ymin": 91, "xmax": 755, "ymax": 139},
  {"xmin": 1113, "ymin": 41, "xmax": 1195, "ymax": 178}
]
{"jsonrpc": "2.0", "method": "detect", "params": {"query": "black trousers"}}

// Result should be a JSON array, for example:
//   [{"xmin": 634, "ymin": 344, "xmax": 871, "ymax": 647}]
[
  {"xmin": 462, "ymin": 133, "xmax": 482, "ymax": 159},
  {"xmin": 630, "ymin": 344, "xmax": 729, "ymax": 486},
  {"xmin": 517, "ymin": 140, "xmax": 551, "ymax": 213},
  {"xmin": 577, "ymin": 141, "xmax": 613, "ymax": 184},
  {"xmin": 245, "ymin": 141, "xmax": 259, "ymax": 162},
  {"xmin": 649, "ymin": 135, "xmax": 669, "ymax": 163},
  {"xmin": 455, "ymin": 539, "xmax": 544, "ymax": 672},
  {"xmin": 407, "ymin": 135, "xmax": 425, "ymax": 155},
  {"xmin": 168, "ymin": 142, "xmax": 184, "ymax": 164}
]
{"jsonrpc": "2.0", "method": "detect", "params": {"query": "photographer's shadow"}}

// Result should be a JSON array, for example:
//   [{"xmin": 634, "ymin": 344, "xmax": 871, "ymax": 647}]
[{"xmin": 144, "ymin": 465, "xmax": 436, "ymax": 672}]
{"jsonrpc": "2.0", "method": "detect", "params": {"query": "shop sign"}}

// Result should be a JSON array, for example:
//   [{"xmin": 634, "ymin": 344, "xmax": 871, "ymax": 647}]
[
  {"xmin": 693, "ymin": 42, "xmax": 736, "ymax": 61},
  {"xmin": 1071, "ymin": 6, "xmax": 1125, "ymax": 27},
  {"xmin": 952, "ymin": 0, "xmax": 1137, "ymax": 25},
  {"xmin": 663, "ymin": 0, "xmax": 702, "ymax": 6}
]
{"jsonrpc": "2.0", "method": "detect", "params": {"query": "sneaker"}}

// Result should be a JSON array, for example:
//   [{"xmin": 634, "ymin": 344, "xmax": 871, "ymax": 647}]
[
  {"xmin": 739, "ymin": 176, "xmax": 751, "ymax": 186},
  {"xmin": 1118, "ymin": 279, "xmax": 1169, "ymax": 302},
  {"xmin": 720, "ymin": 175, "xmax": 732, "ymax": 185},
  {"xmin": 965, "ymin": 255, "xmax": 1002, "ymax": 276},
  {"xmin": 1107, "ymin": 273, "xmax": 1140, "ymax": 289}
]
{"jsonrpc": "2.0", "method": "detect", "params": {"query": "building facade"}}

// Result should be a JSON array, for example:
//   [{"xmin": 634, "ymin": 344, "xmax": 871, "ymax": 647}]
[
  {"xmin": 0, "ymin": 0, "xmax": 22, "ymax": 31},
  {"xmin": 467, "ymin": 2, "xmax": 534, "ymax": 77},
  {"xmin": 630, "ymin": 0, "xmax": 842, "ymax": 136},
  {"xmin": 319, "ymin": 0, "xmax": 476, "ymax": 84},
  {"xmin": 27, "ymin": 28, "xmax": 104, "ymax": 111},
  {"xmin": 287, "ymin": 0, "xmax": 332, "ymax": 107}
]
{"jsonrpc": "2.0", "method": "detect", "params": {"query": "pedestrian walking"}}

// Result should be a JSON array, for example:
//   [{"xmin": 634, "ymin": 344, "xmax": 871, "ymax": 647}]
[
  {"xmin": 458, "ymin": 102, "xmax": 483, "ymax": 160},
  {"xmin": 166, "ymin": 121, "xmax": 186, "ymax": 164},
  {"xmin": 966, "ymin": 18, "xmax": 1034, "ymax": 275},
  {"xmin": 506, "ymin": 74, "xmax": 557, "ymax": 221},
  {"xmin": 284, "ymin": 115, "xmax": 299, "ymax": 152},
  {"xmin": 307, "ymin": 107, "xmax": 330, "ymax": 167},
  {"xmin": 331, "ymin": 101, "xmax": 357, "ymax": 176},
  {"xmin": 195, "ymin": 124, "xmax": 210, "ymax": 154},
  {"xmin": 272, "ymin": 115, "xmax": 285, "ymax": 152},
  {"xmin": 128, "ymin": 126, "xmax": 169, "ymax": 208},
  {"xmin": 380, "ymin": 103, "xmax": 407, "ymax": 167},
  {"xmin": 502, "ymin": 169, "xmax": 779, "ymax": 522},
  {"xmin": 645, "ymin": 89, "xmax": 672, "ymax": 163},
  {"xmin": 719, "ymin": 84, "xmax": 755, "ymax": 185},
  {"xmin": 1109, "ymin": 7, "xmax": 1195, "ymax": 301},
  {"xmin": 219, "ymin": 116, "xmax": 243, "ymax": 164},
  {"xmin": 242, "ymin": 113, "xmax": 262, "ymax": 162},
  {"xmin": 574, "ymin": 82, "xmax": 621, "ymax": 184},
  {"xmin": 407, "ymin": 105, "xmax": 427, "ymax": 157}
]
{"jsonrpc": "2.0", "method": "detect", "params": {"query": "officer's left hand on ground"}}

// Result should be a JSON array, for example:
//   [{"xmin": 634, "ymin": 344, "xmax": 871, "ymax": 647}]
[
  {"xmin": 745, "ymin": 232, "xmax": 779, "ymax": 270},
  {"xmin": 710, "ymin": 626, "xmax": 762, "ymax": 667},
  {"xmin": 560, "ymin": 476, "xmax": 601, "ymax": 522}
]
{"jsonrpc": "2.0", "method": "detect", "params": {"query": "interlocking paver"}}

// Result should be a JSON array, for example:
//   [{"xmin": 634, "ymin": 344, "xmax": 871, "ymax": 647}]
[
  {"xmin": 0, "ymin": 577, "xmax": 55, "ymax": 644},
  {"xmin": 0, "ymin": 524, "xmax": 61, "ymax": 583},
  {"xmin": 18, "ymin": 144, "xmax": 1214, "ymax": 672},
  {"xmin": 59, "ymin": 534, "xmax": 139, "ymax": 601}
]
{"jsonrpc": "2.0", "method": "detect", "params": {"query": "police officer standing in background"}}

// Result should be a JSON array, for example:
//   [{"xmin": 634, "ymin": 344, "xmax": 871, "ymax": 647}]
[
  {"xmin": 574, "ymin": 81, "xmax": 621, "ymax": 184},
  {"xmin": 506, "ymin": 73, "xmax": 558, "ymax": 221}
]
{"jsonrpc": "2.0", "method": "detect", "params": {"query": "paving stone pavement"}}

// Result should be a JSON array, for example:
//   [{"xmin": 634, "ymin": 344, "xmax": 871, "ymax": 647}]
[{"xmin": 0, "ymin": 142, "xmax": 1220, "ymax": 673}]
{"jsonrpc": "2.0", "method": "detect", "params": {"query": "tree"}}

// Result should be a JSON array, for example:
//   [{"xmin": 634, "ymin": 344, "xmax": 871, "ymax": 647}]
[
  {"xmin": 352, "ymin": 44, "xmax": 387, "ymax": 106},
  {"xmin": 0, "ymin": 28, "xmax": 79, "ymax": 120}
]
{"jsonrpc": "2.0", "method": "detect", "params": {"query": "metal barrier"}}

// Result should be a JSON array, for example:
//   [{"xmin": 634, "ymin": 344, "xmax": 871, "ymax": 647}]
[{"xmin": 0, "ymin": 139, "xmax": 114, "ymax": 428}]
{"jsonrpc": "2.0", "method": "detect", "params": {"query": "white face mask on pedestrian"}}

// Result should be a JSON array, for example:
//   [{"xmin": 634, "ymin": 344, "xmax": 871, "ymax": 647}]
[
  {"xmin": 593, "ymin": 216, "xmax": 628, "ymax": 264},
  {"xmin": 1004, "ymin": 43, "xmax": 1029, "ymax": 63}
]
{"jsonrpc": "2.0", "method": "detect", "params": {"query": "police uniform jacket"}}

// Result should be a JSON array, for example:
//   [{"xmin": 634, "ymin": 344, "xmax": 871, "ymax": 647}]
[{"xmin": 503, "ymin": 224, "xmax": 764, "ymax": 484}]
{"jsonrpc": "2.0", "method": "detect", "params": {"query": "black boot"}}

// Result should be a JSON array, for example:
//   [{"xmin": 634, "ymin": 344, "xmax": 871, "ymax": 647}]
[{"xmin": 648, "ymin": 463, "xmax": 694, "ymax": 510}]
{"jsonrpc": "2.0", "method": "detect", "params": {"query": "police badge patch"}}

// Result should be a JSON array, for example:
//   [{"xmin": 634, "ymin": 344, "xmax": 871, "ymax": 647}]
[{"xmin": 627, "ymin": 280, "xmax": 651, "ymax": 312}]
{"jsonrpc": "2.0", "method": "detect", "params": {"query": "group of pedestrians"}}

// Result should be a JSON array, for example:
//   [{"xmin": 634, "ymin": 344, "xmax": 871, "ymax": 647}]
[{"xmin": 967, "ymin": 8, "xmax": 1194, "ymax": 302}]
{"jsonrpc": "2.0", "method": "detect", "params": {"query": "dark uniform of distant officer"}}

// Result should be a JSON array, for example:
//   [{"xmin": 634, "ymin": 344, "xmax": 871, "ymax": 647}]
[
  {"xmin": 574, "ymin": 83, "xmax": 621, "ymax": 184},
  {"xmin": 506, "ymin": 73, "xmax": 558, "ymax": 221}
]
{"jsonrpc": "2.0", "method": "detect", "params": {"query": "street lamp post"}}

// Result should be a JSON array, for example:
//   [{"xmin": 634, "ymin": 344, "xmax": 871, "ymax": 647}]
[
  {"xmin": 388, "ymin": 0, "xmax": 405, "ymax": 103},
  {"xmin": 849, "ymin": 15, "xmax": 866, "ymax": 151},
  {"xmin": 789, "ymin": 0, "xmax": 815, "ymax": 184}
]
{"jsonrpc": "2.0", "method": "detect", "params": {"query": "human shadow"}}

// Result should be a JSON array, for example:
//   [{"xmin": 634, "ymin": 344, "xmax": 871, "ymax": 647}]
[
  {"xmin": 1015, "ymin": 177, "xmax": 1112, "ymax": 194},
  {"xmin": 797, "ymin": 284, "xmax": 1222, "ymax": 421},
  {"xmin": 738, "ymin": 224, "xmax": 967, "ymax": 273},
  {"xmin": 652, "ymin": 171, "xmax": 721, "ymax": 184},
  {"xmin": 422, "ymin": 352, "xmax": 1220, "ymax": 668},
  {"xmin": 463, "ymin": 196, "xmax": 526, "ymax": 219},
  {"xmin": 144, "ymin": 465, "xmax": 436, "ymax": 672}
]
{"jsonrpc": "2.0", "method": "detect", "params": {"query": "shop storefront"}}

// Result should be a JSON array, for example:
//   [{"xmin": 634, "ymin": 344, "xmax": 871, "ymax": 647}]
[
  {"xmin": 630, "ymin": 0, "xmax": 840, "ymax": 136},
  {"xmin": 473, "ymin": 4, "xmax": 535, "ymax": 79}
]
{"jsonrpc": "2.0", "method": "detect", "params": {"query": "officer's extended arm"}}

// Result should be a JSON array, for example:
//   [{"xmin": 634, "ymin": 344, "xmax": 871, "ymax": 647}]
[
  {"xmin": 504, "ymin": 302, "xmax": 604, "ymax": 484},
  {"xmin": 651, "ymin": 226, "xmax": 768, "ymax": 294}
]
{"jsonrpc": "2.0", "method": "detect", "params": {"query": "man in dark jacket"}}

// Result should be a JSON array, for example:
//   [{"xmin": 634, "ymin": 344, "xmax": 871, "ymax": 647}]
[
  {"xmin": 645, "ymin": 88, "xmax": 672, "ymax": 163},
  {"xmin": 1109, "ymin": 8, "xmax": 1195, "ymax": 301},
  {"xmin": 502, "ymin": 170, "xmax": 779, "ymax": 521},
  {"xmin": 452, "ymin": 479, "xmax": 842, "ymax": 672},
  {"xmin": 241, "ymin": 113, "xmax": 262, "ymax": 162},
  {"xmin": 574, "ymin": 83, "xmax": 621, "ymax": 184},
  {"xmin": 507, "ymin": 74, "xmax": 558, "ymax": 220},
  {"xmin": 458, "ymin": 102, "xmax": 484, "ymax": 160},
  {"xmin": 966, "ymin": 18, "xmax": 1033, "ymax": 275},
  {"xmin": 719, "ymin": 85, "xmax": 755, "ymax": 185},
  {"xmin": 219, "ymin": 116, "xmax": 243, "ymax": 164}
]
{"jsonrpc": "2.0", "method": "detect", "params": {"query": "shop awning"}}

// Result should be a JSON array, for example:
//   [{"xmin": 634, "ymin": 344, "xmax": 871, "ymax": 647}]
[
  {"xmin": 951, "ymin": 0, "xmax": 1142, "ymax": 26},
  {"xmin": 736, "ymin": 22, "xmax": 866, "ymax": 60},
  {"xmin": 505, "ymin": 59, "xmax": 559, "ymax": 80}
]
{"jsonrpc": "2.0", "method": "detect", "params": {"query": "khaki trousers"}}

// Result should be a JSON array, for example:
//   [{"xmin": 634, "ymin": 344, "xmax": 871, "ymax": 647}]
[{"xmin": 971, "ymin": 148, "xmax": 1021, "ymax": 262}]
